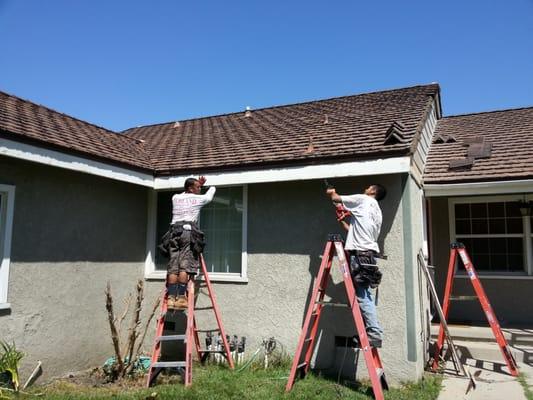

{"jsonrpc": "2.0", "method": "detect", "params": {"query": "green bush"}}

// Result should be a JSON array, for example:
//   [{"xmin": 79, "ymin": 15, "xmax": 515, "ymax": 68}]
[{"xmin": 0, "ymin": 341, "xmax": 24, "ymax": 391}]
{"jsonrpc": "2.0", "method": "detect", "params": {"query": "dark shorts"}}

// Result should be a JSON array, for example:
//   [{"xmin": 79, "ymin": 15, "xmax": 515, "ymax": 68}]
[{"xmin": 168, "ymin": 230, "xmax": 200, "ymax": 275}]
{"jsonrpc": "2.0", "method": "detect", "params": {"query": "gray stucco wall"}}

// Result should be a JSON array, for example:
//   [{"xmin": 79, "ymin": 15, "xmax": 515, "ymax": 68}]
[
  {"xmin": 429, "ymin": 196, "xmax": 531, "ymax": 326},
  {"xmin": 1, "ymin": 155, "xmax": 429, "ymax": 384},
  {"xmin": 176, "ymin": 174, "xmax": 426, "ymax": 384},
  {"xmin": 0, "ymin": 156, "xmax": 149, "ymax": 380}
]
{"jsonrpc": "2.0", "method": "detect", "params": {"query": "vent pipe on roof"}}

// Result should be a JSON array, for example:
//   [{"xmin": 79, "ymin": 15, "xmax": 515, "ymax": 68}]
[
  {"xmin": 323, "ymin": 114, "xmax": 329, "ymax": 124},
  {"xmin": 305, "ymin": 136, "xmax": 315, "ymax": 154},
  {"xmin": 244, "ymin": 106, "xmax": 252, "ymax": 117},
  {"xmin": 173, "ymin": 121, "xmax": 181, "ymax": 128}
]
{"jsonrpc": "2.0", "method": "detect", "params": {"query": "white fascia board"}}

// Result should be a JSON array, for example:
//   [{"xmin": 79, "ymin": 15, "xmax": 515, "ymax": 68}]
[
  {"xmin": 424, "ymin": 179, "xmax": 533, "ymax": 197},
  {"xmin": 0, "ymin": 138, "xmax": 154, "ymax": 187},
  {"xmin": 154, "ymin": 156, "xmax": 411, "ymax": 189}
]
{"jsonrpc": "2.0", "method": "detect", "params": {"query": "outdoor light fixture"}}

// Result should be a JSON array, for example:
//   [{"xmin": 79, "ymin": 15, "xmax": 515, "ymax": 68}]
[{"xmin": 518, "ymin": 200, "xmax": 533, "ymax": 217}]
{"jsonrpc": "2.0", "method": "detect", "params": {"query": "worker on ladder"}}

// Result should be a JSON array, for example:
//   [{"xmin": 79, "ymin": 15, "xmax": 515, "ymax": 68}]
[
  {"xmin": 158, "ymin": 176, "xmax": 216, "ymax": 310},
  {"xmin": 326, "ymin": 184, "xmax": 387, "ymax": 347}
]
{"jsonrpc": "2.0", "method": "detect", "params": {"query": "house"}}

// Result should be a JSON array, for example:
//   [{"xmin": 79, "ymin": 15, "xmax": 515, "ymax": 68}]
[
  {"xmin": 0, "ymin": 82, "xmax": 497, "ymax": 384},
  {"xmin": 424, "ymin": 107, "xmax": 533, "ymax": 326}
]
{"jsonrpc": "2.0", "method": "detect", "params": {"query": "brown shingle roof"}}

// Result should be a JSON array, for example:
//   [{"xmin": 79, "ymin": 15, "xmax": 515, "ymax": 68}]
[
  {"xmin": 123, "ymin": 84, "xmax": 440, "ymax": 175},
  {"xmin": 424, "ymin": 107, "xmax": 533, "ymax": 184},
  {"xmin": 0, "ymin": 91, "xmax": 152, "ymax": 171}
]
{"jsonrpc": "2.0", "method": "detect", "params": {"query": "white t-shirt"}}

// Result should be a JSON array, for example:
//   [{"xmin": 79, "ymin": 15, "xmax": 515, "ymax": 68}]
[
  {"xmin": 171, "ymin": 186, "xmax": 216, "ymax": 224},
  {"xmin": 340, "ymin": 194, "xmax": 382, "ymax": 253}
]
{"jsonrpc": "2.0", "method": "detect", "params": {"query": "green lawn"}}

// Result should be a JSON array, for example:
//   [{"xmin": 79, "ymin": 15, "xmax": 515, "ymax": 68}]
[{"xmin": 8, "ymin": 365, "xmax": 442, "ymax": 400}]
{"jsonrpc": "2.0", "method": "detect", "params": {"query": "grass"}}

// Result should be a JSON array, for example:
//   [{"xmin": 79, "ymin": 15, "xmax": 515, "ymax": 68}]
[
  {"xmin": 7, "ymin": 364, "xmax": 442, "ymax": 400},
  {"xmin": 518, "ymin": 373, "xmax": 533, "ymax": 400}
]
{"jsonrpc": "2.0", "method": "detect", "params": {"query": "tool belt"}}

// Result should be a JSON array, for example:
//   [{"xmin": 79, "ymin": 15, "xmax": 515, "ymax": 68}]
[
  {"xmin": 158, "ymin": 221, "xmax": 206, "ymax": 257},
  {"xmin": 348, "ymin": 250, "xmax": 382, "ymax": 289}
]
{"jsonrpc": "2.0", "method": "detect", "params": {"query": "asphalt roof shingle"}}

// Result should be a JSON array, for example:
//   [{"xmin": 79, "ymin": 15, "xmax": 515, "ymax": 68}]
[
  {"xmin": 123, "ymin": 84, "xmax": 440, "ymax": 175},
  {"xmin": 424, "ymin": 107, "xmax": 533, "ymax": 184},
  {"xmin": 0, "ymin": 84, "xmax": 441, "ymax": 176},
  {"xmin": 0, "ymin": 91, "xmax": 152, "ymax": 171}
]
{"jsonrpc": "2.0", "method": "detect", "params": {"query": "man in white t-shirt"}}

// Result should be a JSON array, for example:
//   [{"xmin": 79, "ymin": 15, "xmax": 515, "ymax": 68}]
[
  {"xmin": 159, "ymin": 176, "xmax": 216, "ymax": 310},
  {"xmin": 326, "ymin": 183, "xmax": 387, "ymax": 347}
]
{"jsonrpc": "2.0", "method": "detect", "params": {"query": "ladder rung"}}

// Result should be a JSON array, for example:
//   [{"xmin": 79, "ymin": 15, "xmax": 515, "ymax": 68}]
[
  {"xmin": 297, "ymin": 362, "xmax": 307, "ymax": 369},
  {"xmin": 199, "ymin": 349, "xmax": 228, "ymax": 353},
  {"xmin": 195, "ymin": 328, "xmax": 220, "ymax": 333},
  {"xmin": 157, "ymin": 335, "xmax": 186, "ymax": 342},
  {"xmin": 151, "ymin": 361, "xmax": 186, "ymax": 368},
  {"xmin": 315, "ymin": 301, "xmax": 348, "ymax": 307},
  {"xmin": 304, "ymin": 338, "xmax": 313, "ymax": 343},
  {"xmin": 195, "ymin": 306, "xmax": 214, "ymax": 311},
  {"xmin": 450, "ymin": 296, "xmax": 477, "ymax": 301}
]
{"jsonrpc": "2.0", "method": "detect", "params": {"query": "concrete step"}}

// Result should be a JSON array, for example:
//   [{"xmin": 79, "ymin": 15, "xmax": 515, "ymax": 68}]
[
  {"xmin": 442, "ymin": 339, "xmax": 533, "ymax": 364},
  {"xmin": 431, "ymin": 324, "xmax": 533, "ymax": 346},
  {"xmin": 431, "ymin": 324, "xmax": 533, "ymax": 364}
]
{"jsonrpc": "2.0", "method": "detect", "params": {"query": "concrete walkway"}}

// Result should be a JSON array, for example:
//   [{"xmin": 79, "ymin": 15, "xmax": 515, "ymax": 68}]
[{"xmin": 437, "ymin": 361, "xmax": 532, "ymax": 400}]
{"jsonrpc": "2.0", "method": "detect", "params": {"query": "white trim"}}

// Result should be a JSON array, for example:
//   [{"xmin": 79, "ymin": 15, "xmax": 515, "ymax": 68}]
[
  {"xmin": 448, "ymin": 195, "xmax": 533, "ymax": 276},
  {"xmin": 454, "ymin": 274, "xmax": 533, "ymax": 280},
  {"xmin": 425, "ymin": 179, "xmax": 533, "ymax": 197},
  {"xmin": 154, "ymin": 157, "xmax": 411, "ymax": 189},
  {"xmin": 0, "ymin": 184, "xmax": 15, "ymax": 305},
  {"xmin": 144, "ymin": 189, "xmax": 157, "ymax": 278},
  {"xmin": 0, "ymin": 303, "xmax": 10, "ymax": 310},
  {"xmin": 144, "ymin": 184, "xmax": 249, "ymax": 283},
  {"xmin": 0, "ymin": 138, "xmax": 154, "ymax": 187}
]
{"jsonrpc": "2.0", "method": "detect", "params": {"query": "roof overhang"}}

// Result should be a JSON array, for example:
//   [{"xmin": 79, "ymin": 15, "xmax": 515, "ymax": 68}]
[
  {"xmin": 0, "ymin": 137, "xmax": 154, "ymax": 187},
  {"xmin": 424, "ymin": 179, "xmax": 533, "ymax": 197},
  {"xmin": 154, "ymin": 156, "xmax": 411, "ymax": 189}
]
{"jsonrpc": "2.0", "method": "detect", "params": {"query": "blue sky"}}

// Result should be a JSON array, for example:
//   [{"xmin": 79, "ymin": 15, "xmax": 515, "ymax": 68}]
[{"xmin": 0, "ymin": 0, "xmax": 532, "ymax": 131}]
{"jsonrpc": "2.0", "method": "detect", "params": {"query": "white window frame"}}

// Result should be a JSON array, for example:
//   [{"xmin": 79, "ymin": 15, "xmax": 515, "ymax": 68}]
[
  {"xmin": 0, "ymin": 184, "xmax": 15, "ymax": 309},
  {"xmin": 448, "ymin": 194, "xmax": 533, "ymax": 279},
  {"xmin": 144, "ymin": 185, "xmax": 248, "ymax": 283}
]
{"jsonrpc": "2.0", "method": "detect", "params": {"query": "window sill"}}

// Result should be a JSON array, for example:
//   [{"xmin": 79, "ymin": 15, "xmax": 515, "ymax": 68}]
[
  {"xmin": 145, "ymin": 271, "xmax": 248, "ymax": 283},
  {"xmin": 455, "ymin": 274, "xmax": 533, "ymax": 280},
  {"xmin": 0, "ymin": 303, "xmax": 11, "ymax": 310}
]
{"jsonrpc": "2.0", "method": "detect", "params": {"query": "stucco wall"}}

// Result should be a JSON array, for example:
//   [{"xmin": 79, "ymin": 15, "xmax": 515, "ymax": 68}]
[
  {"xmin": 169, "ymin": 174, "xmax": 426, "ymax": 384},
  {"xmin": 0, "ymin": 156, "xmax": 149, "ymax": 380},
  {"xmin": 429, "ymin": 196, "xmax": 531, "ymax": 326}
]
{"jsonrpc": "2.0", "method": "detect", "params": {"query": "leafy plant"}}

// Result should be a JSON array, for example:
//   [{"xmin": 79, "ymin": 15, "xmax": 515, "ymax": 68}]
[{"xmin": 0, "ymin": 341, "xmax": 24, "ymax": 391}]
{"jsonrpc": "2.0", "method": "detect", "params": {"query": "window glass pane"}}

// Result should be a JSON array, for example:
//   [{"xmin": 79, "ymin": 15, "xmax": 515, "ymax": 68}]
[
  {"xmin": 455, "ymin": 204, "xmax": 470, "ymax": 219},
  {"xmin": 506, "ymin": 202, "xmax": 522, "ymax": 218},
  {"xmin": 454, "ymin": 200, "xmax": 527, "ymax": 273},
  {"xmin": 506, "ymin": 218, "xmax": 523, "ymax": 234},
  {"xmin": 471, "ymin": 219, "xmax": 488, "ymax": 234},
  {"xmin": 455, "ymin": 219, "xmax": 471, "ymax": 235},
  {"xmin": 154, "ymin": 187, "xmax": 244, "ymax": 274},
  {"xmin": 201, "ymin": 187, "xmax": 243, "ymax": 274},
  {"xmin": 471, "ymin": 203, "xmax": 487, "ymax": 218},
  {"xmin": 488, "ymin": 202, "xmax": 504, "ymax": 218},
  {"xmin": 488, "ymin": 218, "xmax": 505, "ymax": 234}
]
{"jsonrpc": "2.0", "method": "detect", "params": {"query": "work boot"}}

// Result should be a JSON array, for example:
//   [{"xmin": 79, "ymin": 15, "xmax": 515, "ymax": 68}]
[
  {"xmin": 175, "ymin": 295, "xmax": 188, "ymax": 310},
  {"xmin": 352, "ymin": 335, "xmax": 382, "ymax": 348},
  {"xmin": 167, "ymin": 295, "xmax": 177, "ymax": 310}
]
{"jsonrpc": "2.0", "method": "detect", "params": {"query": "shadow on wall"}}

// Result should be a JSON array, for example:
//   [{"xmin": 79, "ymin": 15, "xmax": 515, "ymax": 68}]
[
  {"xmin": 246, "ymin": 175, "xmax": 402, "ymax": 371},
  {"xmin": 1, "ymin": 156, "xmax": 149, "ymax": 263}
]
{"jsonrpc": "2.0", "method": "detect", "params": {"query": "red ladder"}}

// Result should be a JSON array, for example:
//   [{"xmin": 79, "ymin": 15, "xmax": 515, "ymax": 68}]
[
  {"xmin": 432, "ymin": 242, "xmax": 519, "ymax": 376},
  {"xmin": 146, "ymin": 254, "xmax": 235, "ymax": 387},
  {"xmin": 286, "ymin": 235, "xmax": 388, "ymax": 399}
]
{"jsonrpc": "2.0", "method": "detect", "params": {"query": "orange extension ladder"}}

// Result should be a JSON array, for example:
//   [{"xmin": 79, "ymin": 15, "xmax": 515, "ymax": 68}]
[
  {"xmin": 432, "ymin": 242, "xmax": 519, "ymax": 376},
  {"xmin": 146, "ymin": 255, "xmax": 235, "ymax": 387},
  {"xmin": 286, "ymin": 234, "xmax": 388, "ymax": 400}
]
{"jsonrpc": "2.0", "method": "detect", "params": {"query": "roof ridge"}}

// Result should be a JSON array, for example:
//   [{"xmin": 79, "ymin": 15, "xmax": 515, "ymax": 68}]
[
  {"xmin": 122, "ymin": 82, "xmax": 440, "ymax": 133},
  {"xmin": 0, "ymin": 89, "xmax": 145, "ymax": 144},
  {"xmin": 443, "ymin": 105, "xmax": 533, "ymax": 119}
]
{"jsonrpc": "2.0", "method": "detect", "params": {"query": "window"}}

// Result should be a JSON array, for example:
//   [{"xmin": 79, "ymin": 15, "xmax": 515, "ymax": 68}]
[
  {"xmin": 0, "ymin": 184, "xmax": 15, "ymax": 307},
  {"xmin": 147, "ymin": 186, "xmax": 247, "ymax": 282},
  {"xmin": 449, "ymin": 195, "xmax": 533, "ymax": 275}
]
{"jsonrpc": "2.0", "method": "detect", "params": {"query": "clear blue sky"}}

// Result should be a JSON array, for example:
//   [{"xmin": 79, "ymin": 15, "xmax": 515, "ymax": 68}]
[{"xmin": 1, "ymin": 0, "xmax": 532, "ymax": 132}]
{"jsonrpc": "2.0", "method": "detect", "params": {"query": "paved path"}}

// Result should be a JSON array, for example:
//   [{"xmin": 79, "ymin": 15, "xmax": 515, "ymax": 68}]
[{"xmin": 437, "ymin": 361, "xmax": 532, "ymax": 400}]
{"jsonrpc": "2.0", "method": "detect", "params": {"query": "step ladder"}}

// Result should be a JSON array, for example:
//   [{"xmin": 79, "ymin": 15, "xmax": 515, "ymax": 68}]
[
  {"xmin": 146, "ymin": 254, "xmax": 235, "ymax": 387},
  {"xmin": 432, "ymin": 242, "xmax": 519, "ymax": 376},
  {"xmin": 285, "ymin": 234, "xmax": 388, "ymax": 400},
  {"xmin": 417, "ymin": 250, "xmax": 477, "ymax": 389}
]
